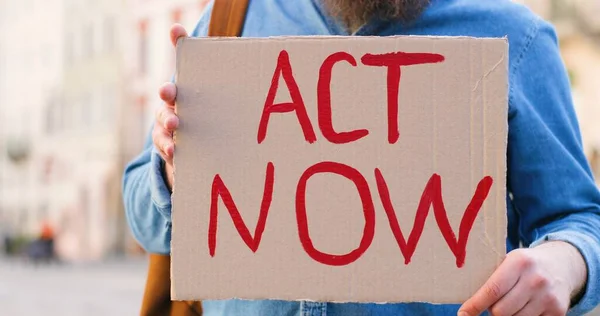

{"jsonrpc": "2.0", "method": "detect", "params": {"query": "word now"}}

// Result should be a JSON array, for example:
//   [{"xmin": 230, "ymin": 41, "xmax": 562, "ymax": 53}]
[
  {"xmin": 208, "ymin": 162, "xmax": 493, "ymax": 268},
  {"xmin": 257, "ymin": 50, "xmax": 445, "ymax": 145}
]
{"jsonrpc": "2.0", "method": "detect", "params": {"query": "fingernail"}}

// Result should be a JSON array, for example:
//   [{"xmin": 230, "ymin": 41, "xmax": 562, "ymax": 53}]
[{"xmin": 457, "ymin": 312, "xmax": 469, "ymax": 316}]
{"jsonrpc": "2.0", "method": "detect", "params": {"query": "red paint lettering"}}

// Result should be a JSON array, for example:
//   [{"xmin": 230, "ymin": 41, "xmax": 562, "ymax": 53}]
[
  {"xmin": 362, "ymin": 53, "xmax": 445, "ymax": 144},
  {"xmin": 317, "ymin": 52, "xmax": 369, "ymax": 144},
  {"xmin": 375, "ymin": 169, "xmax": 492, "ymax": 267},
  {"xmin": 257, "ymin": 50, "xmax": 317, "ymax": 144},
  {"xmin": 208, "ymin": 162, "xmax": 275, "ymax": 257},
  {"xmin": 296, "ymin": 161, "xmax": 375, "ymax": 266}
]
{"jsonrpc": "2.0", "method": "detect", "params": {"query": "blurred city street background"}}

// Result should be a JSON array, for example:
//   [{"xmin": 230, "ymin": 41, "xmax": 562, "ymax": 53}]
[
  {"xmin": 0, "ymin": 258, "xmax": 146, "ymax": 315},
  {"xmin": 0, "ymin": 0, "xmax": 599, "ymax": 315}
]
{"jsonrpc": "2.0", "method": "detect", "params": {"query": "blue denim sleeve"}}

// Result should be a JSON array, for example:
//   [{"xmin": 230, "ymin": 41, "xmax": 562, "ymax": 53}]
[
  {"xmin": 122, "ymin": 133, "xmax": 172, "ymax": 254},
  {"xmin": 122, "ymin": 7, "xmax": 212, "ymax": 254},
  {"xmin": 508, "ymin": 20, "xmax": 600, "ymax": 314}
]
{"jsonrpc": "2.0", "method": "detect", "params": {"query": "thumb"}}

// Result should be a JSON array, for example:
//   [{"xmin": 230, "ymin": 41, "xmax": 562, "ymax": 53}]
[{"xmin": 170, "ymin": 23, "xmax": 188, "ymax": 47}]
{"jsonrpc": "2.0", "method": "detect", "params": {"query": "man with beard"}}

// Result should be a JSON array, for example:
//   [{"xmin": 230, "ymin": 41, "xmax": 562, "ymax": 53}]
[{"xmin": 123, "ymin": 0, "xmax": 600, "ymax": 315}]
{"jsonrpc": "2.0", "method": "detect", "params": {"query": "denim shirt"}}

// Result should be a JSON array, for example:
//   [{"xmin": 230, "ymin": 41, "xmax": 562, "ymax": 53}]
[{"xmin": 123, "ymin": 0, "xmax": 600, "ymax": 314}]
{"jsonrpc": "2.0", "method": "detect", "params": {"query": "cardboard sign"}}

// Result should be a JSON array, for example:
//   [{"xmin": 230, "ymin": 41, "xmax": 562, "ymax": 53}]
[{"xmin": 172, "ymin": 36, "xmax": 508, "ymax": 304}]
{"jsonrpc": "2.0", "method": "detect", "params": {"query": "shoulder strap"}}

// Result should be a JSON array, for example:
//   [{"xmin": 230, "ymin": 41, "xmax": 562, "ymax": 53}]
[{"xmin": 208, "ymin": 0, "xmax": 250, "ymax": 37}]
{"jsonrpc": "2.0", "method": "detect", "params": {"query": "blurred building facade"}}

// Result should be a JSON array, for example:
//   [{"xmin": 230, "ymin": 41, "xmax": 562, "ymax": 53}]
[
  {"xmin": 0, "ymin": 0, "xmax": 209, "ymax": 261},
  {"xmin": 0, "ymin": 0, "xmax": 66, "ymax": 238},
  {"xmin": 39, "ymin": 0, "xmax": 129, "ymax": 261},
  {"xmin": 0, "ymin": 0, "xmax": 133, "ymax": 261}
]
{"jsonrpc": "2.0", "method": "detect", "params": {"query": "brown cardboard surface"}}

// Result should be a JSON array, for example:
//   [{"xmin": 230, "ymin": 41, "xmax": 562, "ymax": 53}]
[{"xmin": 172, "ymin": 36, "xmax": 508, "ymax": 304}]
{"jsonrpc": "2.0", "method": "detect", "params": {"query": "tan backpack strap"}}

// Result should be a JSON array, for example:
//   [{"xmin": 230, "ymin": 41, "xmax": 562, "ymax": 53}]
[{"xmin": 208, "ymin": 0, "xmax": 250, "ymax": 37}]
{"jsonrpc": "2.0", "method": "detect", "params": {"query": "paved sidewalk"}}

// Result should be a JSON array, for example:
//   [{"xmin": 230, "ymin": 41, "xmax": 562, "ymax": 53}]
[
  {"xmin": 0, "ymin": 257, "xmax": 148, "ymax": 316},
  {"xmin": 1, "ymin": 257, "xmax": 598, "ymax": 315}
]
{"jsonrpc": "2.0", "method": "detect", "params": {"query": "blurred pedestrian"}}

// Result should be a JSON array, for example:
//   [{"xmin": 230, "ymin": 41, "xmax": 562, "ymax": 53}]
[
  {"xmin": 27, "ymin": 220, "xmax": 56, "ymax": 265},
  {"xmin": 2, "ymin": 234, "xmax": 10, "ymax": 256},
  {"xmin": 0, "ymin": 220, "xmax": 14, "ymax": 256}
]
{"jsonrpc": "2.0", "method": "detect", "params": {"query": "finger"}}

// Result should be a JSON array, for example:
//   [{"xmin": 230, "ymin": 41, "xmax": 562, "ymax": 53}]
[
  {"xmin": 459, "ymin": 258, "xmax": 522, "ymax": 316},
  {"xmin": 157, "ymin": 147, "xmax": 173, "ymax": 165},
  {"xmin": 488, "ymin": 279, "xmax": 530, "ymax": 316},
  {"xmin": 155, "ymin": 106, "xmax": 179, "ymax": 131},
  {"xmin": 520, "ymin": 288, "xmax": 568, "ymax": 316},
  {"xmin": 154, "ymin": 128, "xmax": 175, "ymax": 160},
  {"xmin": 159, "ymin": 82, "xmax": 177, "ymax": 107},
  {"xmin": 152, "ymin": 126, "xmax": 175, "ymax": 161},
  {"xmin": 513, "ymin": 300, "xmax": 544, "ymax": 316},
  {"xmin": 170, "ymin": 24, "xmax": 188, "ymax": 47},
  {"xmin": 156, "ymin": 142, "xmax": 174, "ymax": 165}
]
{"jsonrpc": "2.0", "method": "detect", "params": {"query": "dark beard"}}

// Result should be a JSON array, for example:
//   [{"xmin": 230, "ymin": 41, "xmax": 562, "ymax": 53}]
[{"xmin": 323, "ymin": 0, "xmax": 430, "ymax": 30}]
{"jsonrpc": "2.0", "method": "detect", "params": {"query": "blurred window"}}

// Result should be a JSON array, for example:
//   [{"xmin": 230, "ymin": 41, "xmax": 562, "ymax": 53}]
[
  {"xmin": 0, "ymin": 50, "xmax": 4, "ymax": 94},
  {"xmin": 172, "ymin": 8, "xmax": 183, "ymax": 23},
  {"xmin": 92, "ymin": 89, "xmax": 101, "ymax": 126},
  {"xmin": 65, "ymin": 32, "xmax": 74, "ymax": 65},
  {"xmin": 84, "ymin": 23, "xmax": 94, "ymax": 59},
  {"xmin": 38, "ymin": 203, "xmax": 48, "ymax": 221},
  {"xmin": 45, "ymin": 103, "xmax": 54, "ymax": 134},
  {"xmin": 42, "ymin": 43, "xmax": 52, "ymax": 70},
  {"xmin": 139, "ymin": 20, "xmax": 148, "ymax": 75},
  {"xmin": 138, "ymin": 95, "xmax": 147, "ymax": 140},
  {"xmin": 104, "ymin": 16, "xmax": 115, "ymax": 53},
  {"xmin": 103, "ymin": 86, "xmax": 116, "ymax": 123},
  {"xmin": 58, "ymin": 100, "xmax": 67, "ymax": 131},
  {"xmin": 82, "ymin": 93, "xmax": 92, "ymax": 127},
  {"xmin": 66, "ymin": 101, "xmax": 76, "ymax": 130}
]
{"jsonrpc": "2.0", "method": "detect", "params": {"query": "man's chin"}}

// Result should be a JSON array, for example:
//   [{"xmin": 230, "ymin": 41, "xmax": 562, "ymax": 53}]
[{"xmin": 322, "ymin": 0, "xmax": 431, "ymax": 28}]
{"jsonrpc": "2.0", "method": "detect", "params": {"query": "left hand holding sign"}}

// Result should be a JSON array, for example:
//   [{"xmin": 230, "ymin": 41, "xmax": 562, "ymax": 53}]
[
  {"xmin": 458, "ymin": 241, "xmax": 587, "ymax": 316},
  {"xmin": 153, "ymin": 24, "xmax": 188, "ymax": 190}
]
